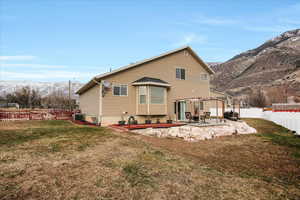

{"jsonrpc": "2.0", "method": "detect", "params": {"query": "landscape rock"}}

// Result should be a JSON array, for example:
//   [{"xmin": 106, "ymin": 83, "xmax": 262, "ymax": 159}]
[{"xmin": 133, "ymin": 120, "xmax": 257, "ymax": 142}]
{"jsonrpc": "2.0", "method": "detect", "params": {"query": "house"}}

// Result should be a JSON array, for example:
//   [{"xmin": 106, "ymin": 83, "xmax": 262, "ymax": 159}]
[
  {"xmin": 0, "ymin": 103, "xmax": 20, "ymax": 109},
  {"xmin": 210, "ymin": 88, "xmax": 233, "ymax": 108},
  {"xmin": 76, "ymin": 46, "xmax": 214, "ymax": 125}
]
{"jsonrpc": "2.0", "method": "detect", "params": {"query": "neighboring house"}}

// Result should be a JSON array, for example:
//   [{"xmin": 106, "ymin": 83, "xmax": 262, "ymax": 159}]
[
  {"xmin": 76, "ymin": 46, "xmax": 214, "ymax": 125},
  {"xmin": 0, "ymin": 103, "xmax": 20, "ymax": 109},
  {"xmin": 210, "ymin": 89, "xmax": 233, "ymax": 108}
]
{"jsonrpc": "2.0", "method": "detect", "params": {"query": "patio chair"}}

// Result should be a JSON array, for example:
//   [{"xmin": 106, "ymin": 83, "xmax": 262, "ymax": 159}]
[
  {"xmin": 204, "ymin": 112, "xmax": 211, "ymax": 121},
  {"xmin": 200, "ymin": 115, "xmax": 206, "ymax": 123},
  {"xmin": 198, "ymin": 110, "xmax": 206, "ymax": 123},
  {"xmin": 185, "ymin": 112, "xmax": 192, "ymax": 123}
]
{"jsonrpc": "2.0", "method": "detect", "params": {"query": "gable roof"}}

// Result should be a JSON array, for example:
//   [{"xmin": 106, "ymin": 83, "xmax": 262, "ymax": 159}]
[{"xmin": 76, "ymin": 46, "xmax": 214, "ymax": 95}]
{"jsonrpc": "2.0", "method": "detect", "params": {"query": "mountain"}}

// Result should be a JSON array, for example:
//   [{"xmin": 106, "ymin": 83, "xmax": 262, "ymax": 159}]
[
  {"xmin": 0, "ymin": 80, "xmax": 84, "ymax": 98},
  {"xmin": 211, "ymin": 29, "xmax": 300, "ymax": 98},
  {"xmin": 207, "ymin": 62, "xmax": 222, "ymax": 72}
]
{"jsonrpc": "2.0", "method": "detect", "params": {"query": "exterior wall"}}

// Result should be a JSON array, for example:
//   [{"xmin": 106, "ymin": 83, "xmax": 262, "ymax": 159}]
[
  {"xmin": 210, "ymin": 91, "xmax": 224, "ymax": 108},
  {"xmin": 209, "ymin": 91, "xmax": 232, "ymax": 109},
  {"xmin": 79, "ymin": 84, "xmax": 101, "ymax": 122},
  {"xmin": 99, "ymin": 49, "xmax": 210, "ymax": 125}
]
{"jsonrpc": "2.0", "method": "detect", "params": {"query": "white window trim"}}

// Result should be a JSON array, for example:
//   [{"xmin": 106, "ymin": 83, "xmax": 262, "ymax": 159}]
[
  {"xmin": 112, "ymin": 84, "xmax": 128, "ymax": 96},
  {"xmin": 176, "ymin": 67, "xmax": 186, "ymax": 80},
  {"xmin": 200, "ymin": 73, "xmax": 209, "ymax": 81}
]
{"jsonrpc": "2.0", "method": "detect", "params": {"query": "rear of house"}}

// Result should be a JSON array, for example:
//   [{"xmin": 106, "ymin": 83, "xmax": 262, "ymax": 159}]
[{"xmin": 76, "ymin": 46, "xmax": 214, "ymax": 126}]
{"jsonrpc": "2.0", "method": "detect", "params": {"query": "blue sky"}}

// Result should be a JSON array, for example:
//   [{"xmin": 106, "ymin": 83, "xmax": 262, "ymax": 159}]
[{"xmin": 0, "ymin": 0, "xmax": 300, "ymax": 82}]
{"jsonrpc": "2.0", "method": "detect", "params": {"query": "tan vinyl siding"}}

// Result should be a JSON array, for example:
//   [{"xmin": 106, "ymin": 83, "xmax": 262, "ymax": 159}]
[
  {"xmin": 79, "ymin": 85, "xmax": 100, "ymax": 117},
  {"xmin": 101, "ymin": 49, "xmax": 210, "ymax": 119}
]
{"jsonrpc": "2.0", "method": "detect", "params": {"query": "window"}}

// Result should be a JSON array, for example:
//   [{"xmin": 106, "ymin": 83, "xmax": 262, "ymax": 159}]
[
  {"xmin": 200, "ymin": 73, "xmax": 208, "ymax": 81},
  {"xmin": 176, "ymin": 68, "xmax": 185, "ymax": 80},
  {"xmin": 194, "ymin": 102, "xmax": 204, "ymax": 111},
  {"xmin": 150, "ymin": 86, "xmax": 164, "ymax": 104},
  {"xmin": 200, "ymin": 102, "xmax": 204, "ymax": 110},
  {"xmin": 113, "ymin": 85, "xmax": 127, "ymax": 96},
  {"xmin": 139, "ymin": 86, "xmax": 147, "ymax": 104}
]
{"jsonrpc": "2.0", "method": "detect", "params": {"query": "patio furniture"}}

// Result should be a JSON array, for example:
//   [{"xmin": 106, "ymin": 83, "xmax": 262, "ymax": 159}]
[
  {"xmin": 204, "ymin": 112, "xmax": 211, "ymax": 121},
  {"xmin": 199, "ymin": 110, "xmax": 206, "ymax": 123},
  {"xmin": 200, "ymin": 115, "xmax": 206, "ymax": 123},
  {"xmin": 185, "ymin": 112, "xmax": 193, "ymax": 123}
]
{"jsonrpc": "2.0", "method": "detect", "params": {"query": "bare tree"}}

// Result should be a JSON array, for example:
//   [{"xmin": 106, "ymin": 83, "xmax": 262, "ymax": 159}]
[
  {"xmin": 6, "ymin": 87, "xmax": 41, "ymax": 108},
  {"xmin": 249, "ymin": 89, "xmax": 267, "ymax": 108},
  {"xmin": 41, "ymin": 89, "xmax": 76, "ymax": 109},
  {"xmin": 267, "ymin": 86, "xmax": 287, "ymax": 104}
]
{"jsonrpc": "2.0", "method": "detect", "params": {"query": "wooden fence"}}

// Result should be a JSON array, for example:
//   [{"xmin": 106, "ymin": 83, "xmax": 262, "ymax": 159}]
[
  {"xmin": 272, "ymin": 103, "xmax": 300, "ymax": 112},
  {"xmin": 0, "ymin": 109, "xmax": 76, "ymax": 121}
]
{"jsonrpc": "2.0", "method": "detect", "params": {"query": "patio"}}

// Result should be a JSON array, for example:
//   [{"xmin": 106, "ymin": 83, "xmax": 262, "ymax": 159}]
[{"xmin": 175, "ymin": 97, "xmax": 226, "ymax": 122}]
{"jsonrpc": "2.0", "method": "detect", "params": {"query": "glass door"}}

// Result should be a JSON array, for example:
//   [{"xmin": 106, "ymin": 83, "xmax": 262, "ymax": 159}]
[{"xmin": 178, "ymin": 101, "xmax": 186, "ymax": 121}]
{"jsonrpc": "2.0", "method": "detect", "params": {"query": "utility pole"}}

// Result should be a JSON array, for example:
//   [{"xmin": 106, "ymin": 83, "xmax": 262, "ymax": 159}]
[
  {"xmin": 28, "ymin": 84, "xmax": 32, "ymax": 109},
  {"xmin": 68, "ymin": 80, "xmax": 71, "ymax": 111}
]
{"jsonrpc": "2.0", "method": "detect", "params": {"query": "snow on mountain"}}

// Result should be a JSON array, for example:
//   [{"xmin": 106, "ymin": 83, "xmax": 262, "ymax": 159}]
[{"xmin": 0, "ymin": 80, "xmax": 84, "ymax": 98}]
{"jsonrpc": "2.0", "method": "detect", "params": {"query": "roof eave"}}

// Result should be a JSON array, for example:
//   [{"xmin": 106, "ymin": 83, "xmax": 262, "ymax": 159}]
[
  {"xmin": 76, "ymin": 78, "xmax": 99, "ymax": 95},
  {"xmin": 132, "ymin": 82, "xmax": 171, "ymax": 87},
  {"xmin": 185, "ymin": 46, "xmax": 215, "ymax": 75}
]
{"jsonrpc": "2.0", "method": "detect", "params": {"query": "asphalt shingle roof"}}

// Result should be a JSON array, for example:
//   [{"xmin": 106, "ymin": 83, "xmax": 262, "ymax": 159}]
[{"xmin": 133, "ymin": 77, "xmax": 169, "ymax": 84}]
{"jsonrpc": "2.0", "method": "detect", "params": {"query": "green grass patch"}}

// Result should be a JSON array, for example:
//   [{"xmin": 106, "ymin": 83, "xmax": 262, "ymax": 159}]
[
  {"xmin": 259, "ymin": 132, "xmax": 300, "ymax": 150},
  {"xmin": 122, "ymin": 162, "xmax": 154, "ymax": 187},
  {"xmin": 49, "ymin": 143, "xmax": 61, "ymax": 152},
  {"xmin": 0, "ymin": 121, "xmax": 113, "ymax": 147},
  {"xmin": 244, "ymin": 118, "xmax": 300, "ymax": 158}
]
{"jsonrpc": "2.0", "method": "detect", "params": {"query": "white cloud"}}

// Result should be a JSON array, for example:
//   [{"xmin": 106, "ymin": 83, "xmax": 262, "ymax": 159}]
[
  {"xmin": 0, "ymin": 55, "xmax": 37, "ymax": 61},
  {"xmin": 196, "ymin": 18, "xmax": 238, "ymax": 25},
  {"xmin": 0, "ymin": 63, "xmax": 67, "ymax": 69},
  {"xmin": 0, "ymin": 70, "xmax": 97, "ymax": 80},
  {"xmin": 173, "ymin": 33, "xmax": 207, "ymax": 47}
]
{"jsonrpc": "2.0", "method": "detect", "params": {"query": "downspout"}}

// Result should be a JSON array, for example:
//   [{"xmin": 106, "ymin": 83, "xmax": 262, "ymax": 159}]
[{"xmin": 93, "ymin": 78, "xmax": 102, "ymax": 125}]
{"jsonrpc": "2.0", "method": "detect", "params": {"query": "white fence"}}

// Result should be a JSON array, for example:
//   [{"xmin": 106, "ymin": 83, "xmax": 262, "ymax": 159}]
[
  {"xmin": 262, "ymin": 111, "xmax": 300, "ymax": 135},
  {"xmin": 210, "ymin": 108, "xmax": 300, "ymax": 135}
]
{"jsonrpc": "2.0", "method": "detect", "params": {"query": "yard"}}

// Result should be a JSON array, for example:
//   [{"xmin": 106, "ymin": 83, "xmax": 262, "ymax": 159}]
[{"xmin": 0, "ymin": 119, "xmax": 299, "ymax": 200}]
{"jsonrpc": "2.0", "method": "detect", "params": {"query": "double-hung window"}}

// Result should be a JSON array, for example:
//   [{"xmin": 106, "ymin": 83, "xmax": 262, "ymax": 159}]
[
  {"xmin": 113, "ymin": 84, "xmax": 127, "ymax": 96},
  {"xmin": 176, "ymin": 68, "xmax": 186, "ymax": 80},
  {"xmin": 139, "ymin": 86, "xmax": 147, "ymax": 104},
  {"xmin": 200, "ymin": 73, "xmax": 208, "ymax": 81}
]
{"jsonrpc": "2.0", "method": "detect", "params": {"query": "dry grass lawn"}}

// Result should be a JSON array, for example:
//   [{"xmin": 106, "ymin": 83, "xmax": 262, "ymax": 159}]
[{"xmin": 0, "ymin": 119, "xmax": 299, "ymax": 200}]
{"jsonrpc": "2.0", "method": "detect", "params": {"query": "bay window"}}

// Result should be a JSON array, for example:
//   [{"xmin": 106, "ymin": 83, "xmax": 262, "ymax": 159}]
[{"xmin": 150, "ymin": 86, "xmax": 165, "ymax": 104}]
